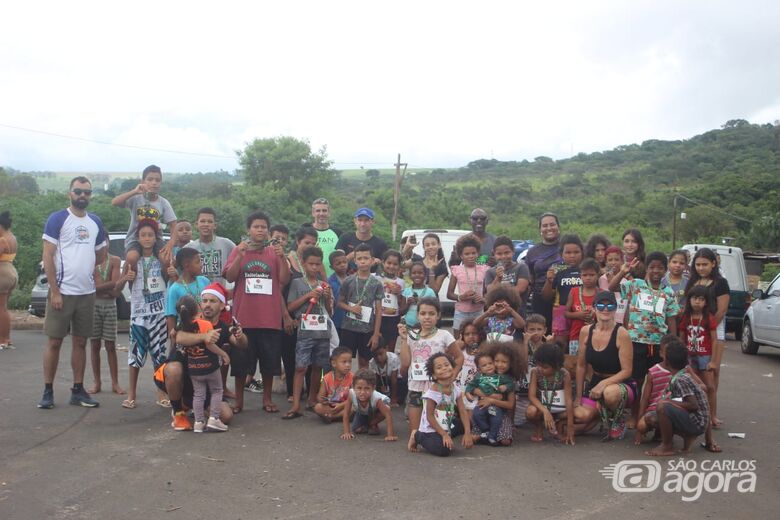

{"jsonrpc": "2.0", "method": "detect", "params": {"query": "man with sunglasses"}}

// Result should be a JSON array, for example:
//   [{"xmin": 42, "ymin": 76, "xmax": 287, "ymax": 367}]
[
  {"xmin": 38, "ymin": 177, "xmax": 108, "ymax": 409},
  {"xmin": 309, "ymin": 197, "xmax": 342, "ymax": 277},
  {"xmin": 448, "ymin": 208, "xmax": 496, "ymax": 266}
]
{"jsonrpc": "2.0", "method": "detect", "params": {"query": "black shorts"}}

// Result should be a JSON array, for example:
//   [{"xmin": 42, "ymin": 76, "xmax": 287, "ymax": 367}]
[
  {"xmin": 631, "ymin": 342, "xmax": 662, "ymax": 386},
  {"xmin": 231, "ymin": 328, "xmax": 282, "ymax": 377},
  {"xmin": 380, "ymin": 315, "xmax": 401, "ymax": 349},
  {"xmin": 663, "ymin": 401, "xmax": 705, "ymax": 437},
  {"xmin": 340, "ymin": 328, "xmax": 374, "ymax": 360}
]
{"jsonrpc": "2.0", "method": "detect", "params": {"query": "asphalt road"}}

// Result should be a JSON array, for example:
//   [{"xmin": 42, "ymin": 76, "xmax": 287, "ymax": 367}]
[{"xmin": 0, "ymin": 330, "xmax": 778, "ymax": 519}]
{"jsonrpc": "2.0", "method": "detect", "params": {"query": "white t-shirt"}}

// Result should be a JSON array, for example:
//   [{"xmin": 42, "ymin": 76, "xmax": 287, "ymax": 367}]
[
  {"xmin": 349, "ymin": 388, "xmax": 390, "ymax": 416},
  {"xmin": 457, "ymin": 350, "xmax": 478, "ymax": 410},
  {"xmin": 369, "ymin": 352, "xmax": 401, "ymax": 395},
  {"xmin": 42, "ymin": 208, "xmax": 108, "ymax": 296},
  {"xmin": 186, "ymin": 236, "xmax": 236, "ymax": 285},
  {"xmin": 419, "ymin": 385, "xmax": 462, "ymax": 434},
  {"xmin": 406, "ymin": 329, "xmax": 456, "ymax": 393},
  {"xmin": 130, "ymin": 256, "xmax": 166, "ymax": 318},
  {"xmin": 374, "ymin": 274, "xmax": 405, "ymax": 317}
]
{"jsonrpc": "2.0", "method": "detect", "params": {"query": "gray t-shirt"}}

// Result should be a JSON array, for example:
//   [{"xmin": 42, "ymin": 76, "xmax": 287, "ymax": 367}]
[
  {"xmin": 186, "ymin": 236, "xmax": 236, "ymax": 285},
  {"xmin": 484, "ymin": 261, "xmax": 530, "ymax": 290},
  {"xmin": 123, "ymin": 194, "xmax": 176, "ymax": 246},
  {"xmin": 339, "ymin": 274, "xmax": 384, "ymax": 333},
  {"xmin": 287, "ymin": 277, "xmax": 331, "ymax": 339}
]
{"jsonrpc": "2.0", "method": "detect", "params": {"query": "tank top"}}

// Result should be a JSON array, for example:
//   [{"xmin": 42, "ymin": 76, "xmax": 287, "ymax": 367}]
[{"xmin": 585, "ymin": 324, "xmax": 622, "ymax": 375}]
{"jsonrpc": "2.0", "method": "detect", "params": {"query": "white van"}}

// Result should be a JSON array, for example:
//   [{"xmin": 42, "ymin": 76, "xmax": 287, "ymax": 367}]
[{"xmin": 401, "ymin": 229, "xmax": 470, "ymax": 315}]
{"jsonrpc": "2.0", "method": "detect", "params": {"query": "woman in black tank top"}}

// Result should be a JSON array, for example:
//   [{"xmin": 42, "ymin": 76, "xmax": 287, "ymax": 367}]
[{"xmin": 572, "ymin": 291, "xmax": 634, "ymax": 439}]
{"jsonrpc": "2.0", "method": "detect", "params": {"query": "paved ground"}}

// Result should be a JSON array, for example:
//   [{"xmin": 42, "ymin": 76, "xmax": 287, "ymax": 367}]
[{"xmin": 0, "ymin": 330, "xmax": 778, "ymax": 519}]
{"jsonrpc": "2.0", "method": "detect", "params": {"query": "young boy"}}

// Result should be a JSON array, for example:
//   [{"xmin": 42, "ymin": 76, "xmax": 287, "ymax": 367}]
[
  {"xmin": 111, "ymin": 164, "xmax": 177, "ymax": 273},
  {"xmin": 565, "ymin": 258, "xmax": 599, "ymax": 356},
  {"xmin": 314, "ymin": 346, "xmax": 354, "ymax": 422},
  {"xmin": 284, "ymin": 246, "xmax": 334, "ymax": 419},
  {"xmin": 89, "ymin": 250, "xmax": 124, "ymax": 395},
  {"xmin": 337, "ymin": 244, "xmax": 383, "ymax": 368},
  {"xmin": 340, "ymin": 369, "xmax": 397, "ymax": 441},
  {"xmin": 542, "ymin": 234, "xmax": 584, "ymax": 349},
  {"xmin": 466, "ymin": 351, "xmax": 515, "ymax": 445},
  {"xmin": 483, "ymin": 235, "xmax": 531, "ymax": 310},
  {"xmin": 515, "ymin": 314, "xmax": 552, "ymax": 426},
  {"xmin": 368, "ymin": 340, "xmax": 402, "ymax": 406},
  {"xmin": 598, "ymin": 246, "xmax": 627, "ymax": 324},
  {"xmin": 645, "ymin": 341, "xmax": 717, "ymax": 456},
  {"xmin": 187, "ymin": 208, "xmax": 237, "ymax": 286},
  {"xmin": 165, "ymin": 248, "xmax": 211, "ymax": 337},
  {"xmin": 327, "ymin": 250, "xmax": 349, "ymax": 340}
]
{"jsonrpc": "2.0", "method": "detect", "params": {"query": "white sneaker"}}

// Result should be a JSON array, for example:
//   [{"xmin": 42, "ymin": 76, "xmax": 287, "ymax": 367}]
[
  {"xmin": 206, "ymin": 417, "xmax": 228, "ymax": 432},
  {"xmin": 193, "ymin": 421, "xmax": 205, "ymax": 433}
]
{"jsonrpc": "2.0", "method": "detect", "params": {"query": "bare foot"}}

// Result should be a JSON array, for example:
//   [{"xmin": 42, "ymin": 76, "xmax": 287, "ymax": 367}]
[
  {"xmin": 712, "ymin": 417, "xmax": 724, "ymax": 428},
  {"xmin": 112, "ymin": 384, "xmax": 126, "ymax": 395},
  {"xmin": 530, "ymin": 434, "xmax": 544, "ymax": 442},
  {"xmin": 407, "ymin": 430, "xmax": 418, "ymax": 452},
  {"xmin": 223, "ymin": 389, "xmax": 236, "ymax": 399},
  {"xmin": 646, "ymin": 444, "xmax": 677, "ymax": 457},
  {"xmin": 88, "ymin": 384, "xmax": 101, "ymax": 394},
  {"xmin": 626, "ymin": 417, "xmax": 636, "ymax": 429}
]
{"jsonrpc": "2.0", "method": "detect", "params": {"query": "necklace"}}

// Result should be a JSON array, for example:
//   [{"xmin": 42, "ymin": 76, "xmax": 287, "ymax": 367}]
[
  {"xmin": 97, "ymin": 257, "xmax": 110, "ymax": 281},
  {"xmin": 540, "ymin": 369, "xmax": 561, "ymax": 410}
]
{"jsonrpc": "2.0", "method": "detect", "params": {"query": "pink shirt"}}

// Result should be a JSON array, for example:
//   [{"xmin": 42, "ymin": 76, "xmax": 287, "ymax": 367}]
[
  {"xmin": 646, "ymin": 363, "xmax": 671, "ymax": 412},
  {"xmin": 224, "ymin": 246, "xmax": 283, "ymax": 330},
  {"xmin": 451, "ymin": 264, "xmax": 489, "ymax": 313}
]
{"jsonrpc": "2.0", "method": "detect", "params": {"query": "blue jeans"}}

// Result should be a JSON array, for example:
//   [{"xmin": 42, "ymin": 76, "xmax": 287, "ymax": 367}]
[{"xmin": 472, "ymin": 403, "xmax": 504, "ymax": 441}]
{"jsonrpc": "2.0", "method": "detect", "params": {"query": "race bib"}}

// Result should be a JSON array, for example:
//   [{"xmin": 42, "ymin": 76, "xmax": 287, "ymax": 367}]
[
  {"xmin": 637, "ymin": 293, "xmax": 665, "ymax": 313},
  {"xmin": 347, "ymin": 302, "xmax": 372, "ymax": 323},
  {"xmin": 382, "ymin": 292, "xmax": 398, "ymax": 315},
  {"xmin": 147, "ymin": 276, "xmax": 164, "ymax": 294},
  {"xmin": 246, "ymin": 276, "xmax": 272, "ymax": 295},
  {"xmin": 486, "ymin": 332, "xmax": 514, "ymax": 343},
  {"xmin": 410, "ymin": 361, "xmax": 428, "ymax": 381},
  {"xmin": 434, "ymin": 407, "xmax": 454, "ymax": 432},
  {"xmin": 300, "ymin": 314, "xmax": 328, "ymax": 331}
]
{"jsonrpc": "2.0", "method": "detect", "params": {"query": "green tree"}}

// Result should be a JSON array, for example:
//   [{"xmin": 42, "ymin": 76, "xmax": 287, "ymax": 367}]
[{"xmin": 365, "ymin": 169, "xmax": 380, "ymax": 182}]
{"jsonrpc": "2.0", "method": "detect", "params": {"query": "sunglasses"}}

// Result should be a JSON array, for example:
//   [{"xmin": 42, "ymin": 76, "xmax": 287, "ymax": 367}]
[
  {"xmin": 312, "ymin": 198, "xmax": 329, "ymax": 205},
  {"xmin": 72, "ymin": 188, "xmax": 93, "ymax": 196},
  {"xmin": 595, "ymin": 302, "xmax": 617, "ymax": 311}
]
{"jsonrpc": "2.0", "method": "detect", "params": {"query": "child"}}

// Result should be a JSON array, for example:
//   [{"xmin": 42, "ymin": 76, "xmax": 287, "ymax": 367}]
[
  {"xmin": 165, "ymin": 220, "xmax": 194, "ymax": 283},
  {"xmin": 515, "ymin": 314, "xmax": 552, "ymax": 426},
  {"xmin": 115, "ymin": 219, "xmax": 169, "ymax": 409},
  {"xmin": 483, "ymin": 235, "xmax": 531, "ymax": 308},
  {"xmin": 645, "ymin": 341, "xmax": 717, "ymax": 456},
  {"xmin": 407, "ymin": 352, "xmax": 474, "ymax": 456},
  {"xmin": 634, "ymin": 336, "xmax": 675, "ymax": 444},
  {"xmin": 368, "ymin": 340, "xmax": 402, "ymax": 406},
  {"xmin": 474, "ymin": 286, "xmax": 525, "ymax": 342},
  {"xmin": 89, "ymin": 249, "xmax": 124, "ymax": 395},
  {"xmin": 340, "ymin": 369, "xmax": 397, "ymax": 441},
  {"xmin": 662, "ymin": 250, "xmax": 690, "ymax": 310},
  {"xmin": 447, "ymin": 234, "xmax": 489, "ymax": 338},
  {"xmin": 327, "ymin": 250, "xmax": 349, "ymax": 340},
  {"xmin": 111, "ymin": 164, "xmax": 177, "ymax": 274},
  {"xmin": 176, "ymin": 295, "xmax": 230, "ymax": 433},
  {"xmin": 526, "ymin": 342, "xmax": 575, "ymax": 444},
  {"xmin": 678, "ymin": 285, "xmax": 718, "ymax": 424},
  {"xmin": 399, "ymin": 261, "xmax": 437, "ymax": 328},
  {"xmin": 376, "ymin": 249, "xmax": 406, "ymax": 352},
  {"xmin": 466, "ymin": 350, "xmax": 515, "ymax": 445},
  {"xmin": 337, "ymin": 244, "xmax": 384, "ymax": 368},
  {"xmin": 284, "ymin": 246, "xmax": 334, "ymax": 419},
  {"xmin": 313, "ymin": 347, "xmax": 354, "ymax": 422},
  {"xmin": 565, "ymin": 259, "xmax": 599, "ymax": 356},
  {"xmin": 619, "ymin": 228, "xmax": 646, "ymax": 280},
  {"xmin": 165, "ymin": 248, "xmax": 211, "ymax": 337},
  {"xmin": 398, "ymin": 297, "xmax": 462, "ymax": 432},
  {"xmin": 456, "ymin": 320, "xmax": 482, "ymax": 411},
  {"xmin": 542, "ymin": 234, "xmax": 584, "ymax": 349},
  {"xmin": 598, "ymin": 246, "xmax": 628, "ymax": 324},
  {"xmin": 684, "ymin": 247, "xmax": 729, "ymax": 427},
  {"xmin": 477, "ymin": 341, "xmax": 524, "ymax": 445}
]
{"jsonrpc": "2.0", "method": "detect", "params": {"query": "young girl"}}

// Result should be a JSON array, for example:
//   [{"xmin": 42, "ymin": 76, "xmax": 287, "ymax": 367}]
[
  {"xmin": 679, "ymin": 285, "xmax": 718, "ymax": 424},
  {"xmin": 474, "ymin": 286, "xmax": 525, "ymax": 342},
  {"xmin": 662, "ymin": 250, "xmax": 689, "ymax": 311},
  {"xmin": 421, "ymin": 233, "xmax": 448, "ymax": 294},
  {"xmin": 176, "ymin": 295, "xmax": 230, "ymax": 432},
  {"xmin": 620, "ymin": 228, "xmax": 646, "ymax": 279},
  {"xmin": 313, "ymin": 346, "xmax": 354, "ymax": 422},
  {"xmin": 376, "ymin": 249, "xmax": 406, "ymax": 351},
  {"xmin": 447, "ymin": 234, "xmax": 489, "ymax": 338},
  {"xmin": 584, "ymin": 234, "xmax": 611, "ymax": 273},
  {"xmin": 340, "ymin": 369, "xmax": 397, "ymax": 441},
  {"xmin": 398, "ymin": 297, "xmax": 463, "ymax": 433},
  {"xmin": 470, "ymin": 342, "xmax": 523, "ymax": 446},
  {"xmin": 599, "ymin": 246, "xmax": 627, "ymax": 323},
  {"xmin": 456, "ymin": 321, "xmax": 482, "ymax": 411},
  {"xmin": 465, "ymin": 350, "xmax": 515, "ymax": 445},
  {"xmin": 566, "ymin": 259, "xmax": 599, "ymax": 356},
  {"xmin": 407, "ymin": 352, "xmax": 474, "ymax": 456},
  {"xmin": 526, "ymin": 342, "xmax": 575, "ymax": 444},
  {"xmin": 542, "ymin": 234, "xmax": 584, "ymax": 349},
  {"xmin": 400, "ymin": 261, "xmax": 437, "ymax": 328},
  {"xmin": 684, "ymin": 247, "xmax": 729, "ymax": 427}
]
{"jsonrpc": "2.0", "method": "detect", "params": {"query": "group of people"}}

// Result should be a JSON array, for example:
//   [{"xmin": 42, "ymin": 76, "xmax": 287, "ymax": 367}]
[{"xmin": 15, "ymin": 165, "xmax": 727, "ymax": 457}]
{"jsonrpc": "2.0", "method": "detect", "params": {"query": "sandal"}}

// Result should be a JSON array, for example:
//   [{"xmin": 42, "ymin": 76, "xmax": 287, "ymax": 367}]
[
  {"xmin": 281, "ymin": 411, "xmax": 303, "ymax": 420},
  {"xmin": 700, "ymin": 441, "xmax": 723, "ymax": 453},
  {"xmin": 121, "ymin": 399, "xmax": 136, "ymax": 409},
  {"xmin": 232, "ymin": 406, "xmax": 242, "ymax": 414},
  {"xmin": 263, "ymin": 404, "xmax": 279, "ymax": 413},
  {"xmin": 156, "ymin": 399, "xmax": 171, "ymax": 408}
]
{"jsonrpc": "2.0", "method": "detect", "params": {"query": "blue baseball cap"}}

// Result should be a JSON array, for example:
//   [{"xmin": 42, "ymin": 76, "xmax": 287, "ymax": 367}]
[{"xmin": 354, "ymin": 207, "xmax": 375, "ymax": 219}]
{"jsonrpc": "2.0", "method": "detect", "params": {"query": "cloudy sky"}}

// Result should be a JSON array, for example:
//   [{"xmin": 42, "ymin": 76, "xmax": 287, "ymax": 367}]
[{"xmin": 1, "ymin": 1, "xmax": 778, "ymax": 173}]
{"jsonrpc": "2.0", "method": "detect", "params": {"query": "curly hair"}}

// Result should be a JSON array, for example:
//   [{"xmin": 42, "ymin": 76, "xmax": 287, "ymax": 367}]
[
  {"xmin": 483, "ymin": 340, "xmax": 527, "ymax": 380},
  {"xmin": 484, "ymin": 285, "xmax": 520, "ymax": 310},
  {"xmin": 425, "ymin": 352, "xmax": 455, "ymax": 380},
  {"xmin": 455, "ymin": 233, "xmax": 482, "ymax": 257}
]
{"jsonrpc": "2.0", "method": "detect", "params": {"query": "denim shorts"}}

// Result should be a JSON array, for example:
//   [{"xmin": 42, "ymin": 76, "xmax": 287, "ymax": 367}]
[
  {"xmin": 295, "ymin": 336, "xmax": 330, "ymax": 369},
  {"xmin": 453, "ymin": 310, "xmax": 482, "ymax": 331},
  {"xmin": 690, "ymin": 355, "xmax": 712, "ymax": 371}
]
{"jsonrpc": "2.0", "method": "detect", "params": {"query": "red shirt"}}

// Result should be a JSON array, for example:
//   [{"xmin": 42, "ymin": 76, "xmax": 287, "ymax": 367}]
[
  {"xmin": 679, "ymin": 313, "xmax": 718, "ymax": 356},
  {"xmin": 225, "ymin": 246, "xmax": 283, "ymax": 330},
  {"xmin": 569, "ymin": 286, "xmax": 597, "ymax": 341}
]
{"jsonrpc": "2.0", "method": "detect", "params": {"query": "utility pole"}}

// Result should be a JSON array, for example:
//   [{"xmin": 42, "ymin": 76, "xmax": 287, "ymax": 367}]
[
  {"xmin": 672, "ymin": 193, "xmax": 678, "ymax": 250},
  {"xmin": 391, "ymin": 153, "xmax": 408, "ymax": 242}
]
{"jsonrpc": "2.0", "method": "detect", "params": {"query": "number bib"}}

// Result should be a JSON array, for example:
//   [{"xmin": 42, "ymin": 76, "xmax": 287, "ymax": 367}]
[
  {"xmin": 348, "ymin": 302, "xmax": 372, "ymax": 323},
  {"xmin": 147, "ymin": 276, "xmax": 164, "ymax": 294},
  {"xmin": 382, "ymin": 292, "xmax": 398, "ymax": 315},
  {"xmin": 410, "ymin": 361, "xmax": 428, "ymax": 381},
  {"xmin": 300, "ymin": 314, "xmax": 328, "ymax": 331},
  {"xmin": 434, "ymin": 406, "xmax": 455, "ymax": 432},
  {"xmin": 638, "ymin": 293, "xmax": 665, "ymax": 313},
  {"xmin": 245, "ymin": 276, "xmax": 272, "ymax": 295},
  {"xmin": 486, "ymin": 332, "xmax": 514, "ymax": 343}
]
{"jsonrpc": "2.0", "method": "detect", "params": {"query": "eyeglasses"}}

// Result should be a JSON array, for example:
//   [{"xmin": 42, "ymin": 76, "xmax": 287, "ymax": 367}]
[
  {"xmin": 594, "ymin": 302, "xmax": 617, "ymax": 311},
  {"xmin": 72, "ymin": 189, "xmax": 93, "ymax": 196}
]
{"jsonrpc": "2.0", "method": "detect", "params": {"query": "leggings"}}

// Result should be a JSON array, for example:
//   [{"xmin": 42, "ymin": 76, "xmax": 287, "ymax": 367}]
[
  {"xmin": 191, "ymin": 370, "xmax": 223, "ymax": 423},
  {"xmin": 415, "ymin": 419, "xmax": 465, "ymax": 457}
]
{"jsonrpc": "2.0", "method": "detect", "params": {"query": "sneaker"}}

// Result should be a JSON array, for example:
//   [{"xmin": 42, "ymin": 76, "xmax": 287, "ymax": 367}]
[
  {"xmin": 193, "ymin": 421, "xmax": 205, "ymax": 433},
  {"xmin": 70, "ymin": 388, "xmax": 100, "ymax": 407},
  {"xmin": 38, "ymin": 388, "xmax": 54, "ymax": 409},
  {"xmin": 246, "ymin": 379, "xmax": 263, "ymax": 393},
  {"xmin": 609, "ymin": 417, "xmax": 627, "ymax": 441},
  {"xmin": 206, "ymin": 417, "xmax": 228, "ymax": 432},
  {"xmin": 171, "ymin": 412, "xmax": 193, "ymax": 431}
]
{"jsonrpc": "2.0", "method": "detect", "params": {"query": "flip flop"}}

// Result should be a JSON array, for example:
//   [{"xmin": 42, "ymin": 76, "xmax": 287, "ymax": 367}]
[
  {"xmin": 700, "ymin": 441, "xmax": 723, "ymax": 453},
  {"xmin": 282, "ymin": 411, "xmax": 303, "ymax": 420},
  {"xmin": 232, "ymin": 406, "xmax": 242, "ymax": 414},
  {"xmin": 121, "ymin": 399, "xmax": 136, "ymax": 409},
  {"xmin": 156, "ymin": 399, "xmax": 171, "ymax": 408},
  {"xmin": 263, "ymin": 404, "xmax": 279, "ymax": 413}
]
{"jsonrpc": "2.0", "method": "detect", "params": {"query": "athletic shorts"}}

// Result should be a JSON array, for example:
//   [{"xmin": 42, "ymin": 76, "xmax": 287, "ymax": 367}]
[
  {"xmin": 407, "ymin": 390, "xmax": 424, "ymax": 408},
  {"xmin": 44, "ymin": 293, "xmax": 96, "ymax": 339},
  {"xmin": 231, "ymin": 328, "xmax": 281, "ymax": 377},
  {"xmin": 295, "ymin": 336, "xmax": 330, "ymax": 369},
  {"xmin": 663, "ymin": 402, "xmax": 705, "ymax": 437},
  {"xmin": 91, "ymin": 298, "xmax": 117, "ymax": 342},
  {"xmin": 128, "ymin": 314, "xmax": 168, "ymax": 369},
  {"xmin": 340, "ymin": 328, "xmax": 374, "ymax": 360}
]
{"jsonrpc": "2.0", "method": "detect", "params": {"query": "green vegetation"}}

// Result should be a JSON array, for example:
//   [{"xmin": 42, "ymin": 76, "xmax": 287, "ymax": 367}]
[{"xmin": 2, "ymin": 120, "xmax": 780, "ymax": 309}]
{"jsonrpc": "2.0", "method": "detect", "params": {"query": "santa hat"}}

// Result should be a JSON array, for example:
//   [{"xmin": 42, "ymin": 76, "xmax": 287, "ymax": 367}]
[{"xmin": 201, "ymin": 282, "xmax": 228, "ymax": 305}]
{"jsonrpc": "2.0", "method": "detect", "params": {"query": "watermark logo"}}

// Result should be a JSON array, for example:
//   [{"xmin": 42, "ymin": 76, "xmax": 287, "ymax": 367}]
[{"xmin": 601, "ymin": 459, "xmax": 757, "ymax": 501}]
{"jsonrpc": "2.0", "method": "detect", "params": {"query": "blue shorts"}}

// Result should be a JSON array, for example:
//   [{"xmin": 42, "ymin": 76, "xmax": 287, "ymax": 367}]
[
  {"xmin": 295, "ymin": 336, "xmax": 330, "ymax": 369},
  {"xmin": 690, "ymin": 355, "xmax": 712, "ymax": 371},
  {"xmin": 453, "ymin": 310, "xmax": 481, "ymax": 332}
]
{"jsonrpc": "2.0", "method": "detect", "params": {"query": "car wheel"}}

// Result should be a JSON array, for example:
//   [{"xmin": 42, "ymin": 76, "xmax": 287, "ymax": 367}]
[{"xmin": 741, "ymin": 321, "xmax": 759, "ymax": 355}]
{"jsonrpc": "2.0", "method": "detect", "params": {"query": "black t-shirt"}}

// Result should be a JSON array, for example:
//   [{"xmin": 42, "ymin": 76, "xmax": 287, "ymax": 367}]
[
  {"xmin": 447, "ymin": 232, "xmax": 496, "ymax": 266},
  {"xmin": 335, "ymin": 233, "xmax": 388, "ymax": 273},
  {"xmin": 695, "ymin": 278, "xmax": 730, "ymax": 313},
  {"xmin": 553, "ymin": 266, "xmax": 582, "ymax": 306}
]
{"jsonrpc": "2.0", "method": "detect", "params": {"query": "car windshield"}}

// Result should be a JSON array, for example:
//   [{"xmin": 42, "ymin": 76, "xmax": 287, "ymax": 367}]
[
  {"xmin": 109, "ymin": 238, "xmax": 126, "ymax": 260},
  {"xmin": 718, "ymin": 255, "xmax": 745, "ymax": 291}
]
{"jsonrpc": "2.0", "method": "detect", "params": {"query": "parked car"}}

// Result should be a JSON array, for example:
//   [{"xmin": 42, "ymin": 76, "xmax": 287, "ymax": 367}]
[
  {"xmin": 682, "ymin": 244, "xmax": 751, "ymax": 340},
  {"xmin": 30, "ymin": 232, "xmax": 169, "ymax": 320},
  {"xmin": 741, "ymin": 273, "xmax": 780, "ymax": 354}
]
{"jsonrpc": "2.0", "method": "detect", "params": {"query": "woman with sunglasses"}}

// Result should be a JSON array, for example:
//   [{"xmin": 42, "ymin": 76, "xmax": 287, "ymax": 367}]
[{"xmin": 573, "ymin": 291, "xmax": 636, "ymax": 441}]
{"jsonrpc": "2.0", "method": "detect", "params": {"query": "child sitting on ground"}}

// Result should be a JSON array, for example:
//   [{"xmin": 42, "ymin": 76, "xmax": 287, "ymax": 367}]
[
  {"xmin": 368, "ymin": 339, "xmax": 402, "ymax": 406},
  {"xmin": 466, "ymin": 349, "xmax": 515, "ymax": 445},
  {"xmin": 514, "ymin": 314, "xmax": 552, "ymax": 427},
  {"xmin": 526, "ymin": 342, "xmax": 575, "ymax": 444},
  {"xmin": 313, "ymin": 347, "xmax": 354, "ymax": 422},
  {"xmin": 474, "ymin": 286, "xmax": 525, "ymax": 342},
  {"xmin": 340, "ymin": 369, "xmax": 397, "ymax": 441}
]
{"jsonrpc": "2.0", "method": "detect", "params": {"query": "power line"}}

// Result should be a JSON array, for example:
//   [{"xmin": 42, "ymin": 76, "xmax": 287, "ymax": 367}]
[{"xmin": 675, "ymin": 193, "xmax": 752, "ymax": 223}]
